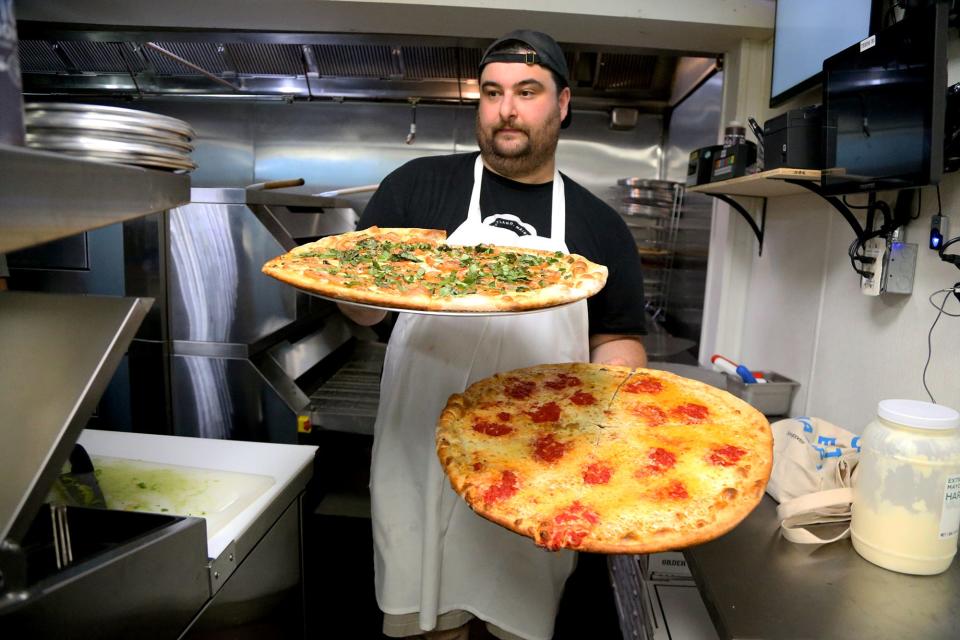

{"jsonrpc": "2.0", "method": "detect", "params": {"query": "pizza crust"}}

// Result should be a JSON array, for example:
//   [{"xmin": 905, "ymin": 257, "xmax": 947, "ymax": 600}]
[{"xmin": 436, "ymin": 363, "xmax": 772, "ymax": 554}]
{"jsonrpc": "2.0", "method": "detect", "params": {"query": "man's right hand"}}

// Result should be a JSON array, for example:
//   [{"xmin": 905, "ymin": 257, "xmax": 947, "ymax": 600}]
[{"xmin": 337, "ymin": 302, "xmax": 388, "ymax": 326}]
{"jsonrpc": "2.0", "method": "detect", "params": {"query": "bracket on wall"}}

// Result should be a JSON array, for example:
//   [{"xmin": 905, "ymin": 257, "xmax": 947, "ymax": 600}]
[
  {"xmin": 784, "ymin": 179, "xmax": 865, "ymax": 243},
  {"xmin": 704, "ymin": 193, "xmax": 767, "ymax": 256}
]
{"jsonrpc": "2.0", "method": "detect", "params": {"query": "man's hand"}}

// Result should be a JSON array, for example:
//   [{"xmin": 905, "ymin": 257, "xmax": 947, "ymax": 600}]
[
  {"xmin": 337, "ymin": 302, "xmax": 388, "ymax": 326},
  {"xmin": 589, "ymin": 334, "xmax": 647, "ymax": 368}
]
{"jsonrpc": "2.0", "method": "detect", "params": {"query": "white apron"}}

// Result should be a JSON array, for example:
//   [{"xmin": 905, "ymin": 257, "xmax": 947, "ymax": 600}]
[{"xmin": 370, "ymin": 156, "xmax": 590, "ymax": 640}]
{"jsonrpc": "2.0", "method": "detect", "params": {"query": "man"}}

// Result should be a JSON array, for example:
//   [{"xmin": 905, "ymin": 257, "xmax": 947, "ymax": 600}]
[{"xmin": 339, "ymin": 30, "xmax": 647, "ymax": 640}]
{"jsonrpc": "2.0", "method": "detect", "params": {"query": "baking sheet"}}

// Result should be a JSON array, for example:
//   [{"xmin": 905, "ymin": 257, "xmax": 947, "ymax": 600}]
[{"xmin": 296, "ymin": 286, "xmax": 580, "ymax": 317}]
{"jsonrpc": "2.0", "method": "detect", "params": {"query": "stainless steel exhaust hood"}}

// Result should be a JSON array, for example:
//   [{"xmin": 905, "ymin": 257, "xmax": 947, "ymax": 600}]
[{"xmin": 15, "ymin": 26, "xmax": 698, "ymax": 112}]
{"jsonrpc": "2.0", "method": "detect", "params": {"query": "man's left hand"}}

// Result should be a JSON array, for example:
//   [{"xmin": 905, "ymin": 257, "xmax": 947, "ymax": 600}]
[{"xmin": 589, "ymin": 334, "xmax": 647, "ymax": 368}]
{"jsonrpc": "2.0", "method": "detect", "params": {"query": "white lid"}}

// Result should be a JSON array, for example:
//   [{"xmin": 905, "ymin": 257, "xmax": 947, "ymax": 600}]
[{"xmin": 877, "ymin": 399, "xmax": 960, "ymax": 430}]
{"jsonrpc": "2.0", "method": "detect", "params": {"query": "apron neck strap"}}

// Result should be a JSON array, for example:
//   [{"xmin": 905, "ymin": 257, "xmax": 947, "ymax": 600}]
[{"xmin": 468, "ymin": 155, "xmax": 565, "ymax": 244}]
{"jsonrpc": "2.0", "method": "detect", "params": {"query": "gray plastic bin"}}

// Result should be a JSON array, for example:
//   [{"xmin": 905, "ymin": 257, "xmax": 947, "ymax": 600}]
[{"xmin": 724, "ymin": 371, "xmax": 799, "ymax": 416}]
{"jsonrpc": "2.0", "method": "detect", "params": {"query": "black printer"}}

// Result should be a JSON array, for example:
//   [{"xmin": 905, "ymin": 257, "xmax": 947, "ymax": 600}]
[{"xmin": 763, "ymin": 105, "xmax": 824, "ymax": 170}]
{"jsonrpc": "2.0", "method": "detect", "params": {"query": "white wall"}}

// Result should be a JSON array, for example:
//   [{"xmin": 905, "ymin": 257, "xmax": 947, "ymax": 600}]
[
  {"xmin": 737, "ymin": 186, "xmax": 960, "ymax": 433},
  {"xmin": 705, "ymin": 37, "xmax": 960, "ymax": 433}
]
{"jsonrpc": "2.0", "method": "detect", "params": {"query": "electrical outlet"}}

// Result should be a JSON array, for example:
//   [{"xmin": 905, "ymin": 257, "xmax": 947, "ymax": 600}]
[
  {"xmin": 884, "ymin": 242, "xmax": 918, "ymax": 294},
  {"xmin": 860, "ymin": 237, "xmax": 886, "ymax": 296}
]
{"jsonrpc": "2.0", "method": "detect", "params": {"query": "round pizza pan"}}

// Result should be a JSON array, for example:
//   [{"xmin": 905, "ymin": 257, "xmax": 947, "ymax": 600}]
[
  {"xmin": 293, "ymin": 287, "xmax": 581, "ymax": 317},
  {"xmin": 82, "ymin": 152, "xmax": 196, "ymax": 171},
  {"xmin": 620, "ymin": 187, "xmax": 675, "ymax": 202},
  {"xmin": 26, "ymin": 126, "xmax": 193, "ymax": 154},
  {"xmin": 24, "ymin": 102, "xmax": 195, "ymax": 139},
  {"xmin": 30, "ymin": 147, "xmax": 197, "ymax": 172},
  {"xmin": 26, "ymin": 132, "xmax": 192, "ymax": 160},
  {"xmin": 25, "ymin": 112, "xmax": 194, "ymax": 150},
  {"xmin": 621, "ymin": 198, "xmax": 673, "ymax": 210},
  {"xmin": 616, "ymin": 178, "xmax": 678, "ymax": 189},
  {"xmin": 620, "ymin": 203, "xmax": 671, "ymax": 218}
]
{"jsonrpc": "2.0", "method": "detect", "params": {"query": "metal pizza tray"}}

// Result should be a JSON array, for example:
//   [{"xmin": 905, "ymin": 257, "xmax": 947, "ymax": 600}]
[
  {"xmin": 27, "ymin": 147, "xmax": 197, "ymax": 172},
  {"xmin": 620, "ymin": 203, "xmax": 671, "ymax": 218},
  {"xmin": 616, "ymin": 178, "xmax": 678, "ymax": 189},
  {"xmin": 295, "ymin": 287, "xmax": 580, "ymax": 317},
  {"xmin": 24, "ymin": 102, "xmax": 196, "ymax": 139},
  {"xmin": 61, "ymin": 151, "xmax": 196, "ymax": 171},
  {"xmin": 25, "ymin": 114, "xmax": 194, "ymax": 150},
  {"xmin": 26, "ymin": 132, "xmax": 192, "ymax": 160},
  {"xmin": 620, "ymin": 187, "xmax": 676, "ymax": 202},
  {"xmin": 24, "ymin": 148, "xmax": 196, "ymax": 172},
  {"xmin": 621, "ymin": 198, "xmax": 674, "ymax": 209},
  {"xmin": 27, "ymin": 127, "xmax": 193, "ymax": 154}
]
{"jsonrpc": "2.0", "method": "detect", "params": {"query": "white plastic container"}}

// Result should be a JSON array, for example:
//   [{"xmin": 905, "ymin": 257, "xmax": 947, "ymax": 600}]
[{"xmin": 851, "ymin": 399, "xmax": 960, "ymax": 575}]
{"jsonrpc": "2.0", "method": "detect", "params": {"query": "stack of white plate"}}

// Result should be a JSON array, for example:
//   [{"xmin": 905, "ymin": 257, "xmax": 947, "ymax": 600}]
[{"xmin": 24, "ymin": 103, "xmax": 197, "ymax": 173}]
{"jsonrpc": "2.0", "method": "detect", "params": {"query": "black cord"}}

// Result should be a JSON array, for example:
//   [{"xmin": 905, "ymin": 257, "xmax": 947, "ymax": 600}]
[
  {"xmin": 939, "ymin": 235, "xmax": 960, "ymax": 269},
  {"xmin": 847, "ymin": 234, "xmax": 882, "ymax": 278},
  {"xmin": 873, "ymin": 199, "xmax": 892, "ymax": 229},
  {"xmin": 848, "ymin": 236, "xmax": 870, "ymax": 278},
  {"xmin": 937, "ymin": 183, "xmax": 942, "ymax": 215},
  {"xmin": 922, "ymin": 287, "xmax": 959, "ymax": 403},
  {"xmin": 842, "ymin": 195, "xmax": 872, "ymax": 210},
  {"xmin": 847, "ymin": 194, "xmax": 898, "ymax": 278},
  {"xmin": 911, "ymin": 188, "xmax": 922, "ymax": 220}
]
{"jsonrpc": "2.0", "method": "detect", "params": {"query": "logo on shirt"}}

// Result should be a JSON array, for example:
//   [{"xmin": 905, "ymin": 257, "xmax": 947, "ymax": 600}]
[{"xmin": 482, "ymin": 214, "xmax": 538, "ymax": 237}]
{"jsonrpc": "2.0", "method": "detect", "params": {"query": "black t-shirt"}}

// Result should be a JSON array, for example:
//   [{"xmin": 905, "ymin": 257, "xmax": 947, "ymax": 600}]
[{"xmin": 360, "ymin": 152, "xmax": 646, "ymax": 336}]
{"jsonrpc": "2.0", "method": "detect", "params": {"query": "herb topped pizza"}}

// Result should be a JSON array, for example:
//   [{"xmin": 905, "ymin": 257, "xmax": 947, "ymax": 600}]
[
  {"xmin": 436, "ymin": 363, "xmax": 772, "ymax": 553},
  {"xmin": 261, "ymin": 227, "xmax": 607, "ymax": 312}
]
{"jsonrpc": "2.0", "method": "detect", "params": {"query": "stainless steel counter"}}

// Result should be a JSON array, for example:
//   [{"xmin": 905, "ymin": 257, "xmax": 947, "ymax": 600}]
[{"xmin": 684, "ymin": 495, "xmax": 960, "ymax": 640}]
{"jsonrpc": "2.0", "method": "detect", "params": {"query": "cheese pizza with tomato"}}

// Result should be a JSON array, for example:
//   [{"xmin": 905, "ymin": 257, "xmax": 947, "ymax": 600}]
[{"xmin": 436, "ymin": 363, "xmax": 772, "ymax": 553}]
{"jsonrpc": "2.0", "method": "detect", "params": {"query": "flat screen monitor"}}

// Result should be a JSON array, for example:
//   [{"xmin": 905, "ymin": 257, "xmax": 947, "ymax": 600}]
[
  {"xmin": 821, "ymin": 3, "xmax": 947, "ymax": 195},
  {"xmin": 770, "ymin": 0, "xmax": 875, "ymax": 107}
]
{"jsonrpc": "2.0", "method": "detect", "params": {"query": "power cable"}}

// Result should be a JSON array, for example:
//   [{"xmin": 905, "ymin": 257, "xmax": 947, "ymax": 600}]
[{"xmin": 922, "ymin": 285, "xmax": 960, "ymax": 403}]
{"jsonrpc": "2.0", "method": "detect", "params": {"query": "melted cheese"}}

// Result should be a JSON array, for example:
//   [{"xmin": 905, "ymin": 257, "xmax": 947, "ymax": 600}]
[{"xmin": 440, "ymin": 364, "xmax": 772, "ymax": 551}]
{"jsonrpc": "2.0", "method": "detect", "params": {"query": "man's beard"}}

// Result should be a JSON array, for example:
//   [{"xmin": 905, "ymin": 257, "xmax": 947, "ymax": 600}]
[{"xmin": 475, "ymin": 108, "xmax": 561, "ymax": 181}]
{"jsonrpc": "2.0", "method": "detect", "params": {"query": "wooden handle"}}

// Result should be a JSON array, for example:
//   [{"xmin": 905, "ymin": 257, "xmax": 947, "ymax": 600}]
[{"xmin": 247, "ymin": 178, "xmax": 305, "ymax": 190}]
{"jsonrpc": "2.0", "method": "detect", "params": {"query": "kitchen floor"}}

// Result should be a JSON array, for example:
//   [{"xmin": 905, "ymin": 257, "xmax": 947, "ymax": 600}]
[{"xmin": 303, "ymin": 432, "xmax": 624, "ymax": 639}]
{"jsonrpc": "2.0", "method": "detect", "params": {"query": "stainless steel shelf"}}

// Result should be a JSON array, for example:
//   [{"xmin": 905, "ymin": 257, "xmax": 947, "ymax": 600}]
[
  {"xmin": 0, "ymin": 291, "xmax": 151, "ymax": 544},
  {"xmin": 191, "ymin": 187, "xmax": 351, "ymax": 209},
  {"xmin": 0, "ymin": 143, "xmax": 190, "ymax": 254}
]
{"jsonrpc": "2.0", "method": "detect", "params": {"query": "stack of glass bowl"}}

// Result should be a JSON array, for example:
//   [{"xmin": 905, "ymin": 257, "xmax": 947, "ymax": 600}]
[{"xmin": 24, "ymin": 103, "xmax": 197, "ymax": 173}]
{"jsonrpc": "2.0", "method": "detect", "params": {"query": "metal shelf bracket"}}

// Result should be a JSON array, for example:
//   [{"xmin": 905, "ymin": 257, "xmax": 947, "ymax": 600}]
[
  {"xmin": 706, "ymin": 193, "xmax": 767, "ymax": 256},
  {"xmin": 784, "ymin": 179, "xmax": 865, "ymax": 242}
]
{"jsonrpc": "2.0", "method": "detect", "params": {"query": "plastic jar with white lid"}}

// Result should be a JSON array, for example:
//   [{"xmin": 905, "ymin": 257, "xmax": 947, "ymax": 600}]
[{"xmin": 851, "ymin": 399, "xmax": 960, "ymax": 575}]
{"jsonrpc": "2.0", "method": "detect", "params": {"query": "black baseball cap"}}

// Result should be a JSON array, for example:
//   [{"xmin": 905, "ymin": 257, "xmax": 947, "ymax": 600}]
[{"xmin": 479, "ymin": 29, "xmax": 572, "ymax": 129}]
